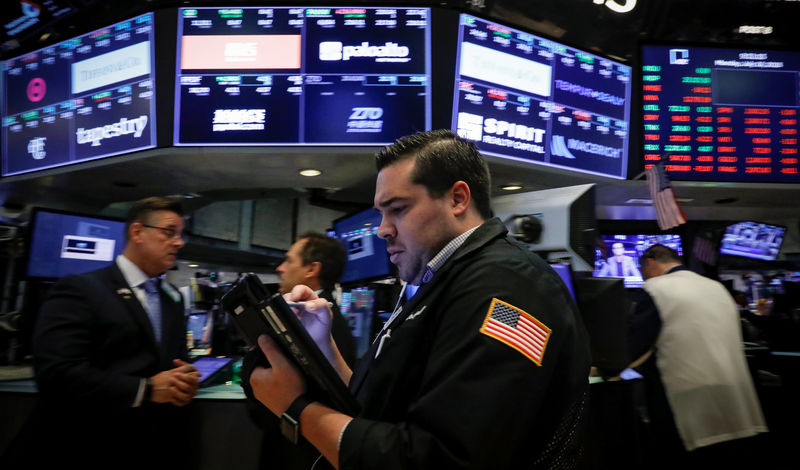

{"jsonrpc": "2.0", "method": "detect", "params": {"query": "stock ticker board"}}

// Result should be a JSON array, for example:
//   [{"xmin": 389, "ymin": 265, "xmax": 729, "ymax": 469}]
[{"xmin": 641, "ymin": 45, "xmax": 800, "ymax": 183}]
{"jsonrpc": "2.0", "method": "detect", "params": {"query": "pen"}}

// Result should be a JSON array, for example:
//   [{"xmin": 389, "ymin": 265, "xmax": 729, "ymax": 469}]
[{"xmin": 286, "ymin": 300, "xmax": 335, "ymax": 309}]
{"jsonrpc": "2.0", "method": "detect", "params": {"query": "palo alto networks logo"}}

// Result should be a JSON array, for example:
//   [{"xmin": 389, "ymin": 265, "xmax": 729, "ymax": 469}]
[
  {"xmin": 27, "ymin": 136, "xmax": 46, "ymax": 160},
  {"xmin": 551, "ymin": 135, "xmax": 576, "ymax": 159},
  {"xmin": 318, "ymin": 41, "xmax": 410, "ymax": 62}
]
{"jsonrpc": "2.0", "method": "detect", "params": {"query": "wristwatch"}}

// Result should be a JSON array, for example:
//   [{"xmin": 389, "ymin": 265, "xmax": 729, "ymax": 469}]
[
  {"xmin": 281, "ymin": 394, "xmax": 313, "ymax": 444},
  {"xmin": 143, "ymin": 378, "xmax": 154, "ymax": 403}
]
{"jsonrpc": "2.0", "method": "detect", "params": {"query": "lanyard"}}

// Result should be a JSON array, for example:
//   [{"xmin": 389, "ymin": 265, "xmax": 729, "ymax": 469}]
[{"xmin": 373, "ymin": 282, "xmax": 408, "ymax": 358}]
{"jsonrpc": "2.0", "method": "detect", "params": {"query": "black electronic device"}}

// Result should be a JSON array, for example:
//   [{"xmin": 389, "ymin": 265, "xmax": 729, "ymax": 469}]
[
  {"xmin": 220, "ymin": 273, "xmax": 360, "ymax": 415},
  {"xmin": 573, "ymin": 277, "xmax": 630, "ymax": 377},
  {"xmin": 192, "ymin": 356, "xmax": 234, "ymax": 387}
]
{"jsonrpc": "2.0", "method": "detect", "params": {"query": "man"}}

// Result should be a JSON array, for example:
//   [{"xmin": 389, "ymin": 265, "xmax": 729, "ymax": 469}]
[
  {"xmin": 599, "ymin": 242, "xmax": 641, "ymax": 278},
  {"xmin": 631, "ymin": 244, "xmax": 767, "ymax": 467},
  {"xmin": 276, "ymin": 233, "xmax": 357, "ymax": 366},
  {"xmin": 25, "ymin": 197, "xmax": 201, "ymax": 467},
  {"xmin": 248, "ymin": 129, "xmax": 591, "ymax": 469},
  {"xmin": 244, "ymin": 233, "xmax": 358, "ymax": 470}
]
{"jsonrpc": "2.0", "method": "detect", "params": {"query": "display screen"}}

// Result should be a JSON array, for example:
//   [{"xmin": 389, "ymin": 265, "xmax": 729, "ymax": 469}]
[
  {"xmin": 340, "ymin": 286, "xmax": 375, "ymax": 357},
  {"xmin": 26, "ymin": 208, "xmax": 126, "ymax": 279},
  {"xmin": 174, "ymin": 7, "xmax": 431, "ymax": 145},
  {"xmin": 594, "ymin": 234, "xmax": 683, "ymax": 288},
  {"xmin": 333, "ymin": 207, "xmax": 392, "ymax": 284},
  {"xmin": 2, "ymin": 13, "xmax": 156, "ymax": 176},
  {"xmin": 452, "ymin": 14, "xmax": 631, "ymax": 179},
  {"xmin": 720, "ymin": 221, "xmax": 786, "ymax": 261},
  {"xmin": 640, "ymin": 45, "xmax": 800, "ymax": 183},
  {"xmin": 549, "ymin": 262, "xmax": 575, "ymax": 300}
]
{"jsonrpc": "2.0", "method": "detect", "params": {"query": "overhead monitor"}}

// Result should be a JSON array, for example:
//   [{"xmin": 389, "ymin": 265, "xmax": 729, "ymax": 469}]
[
  {"xmin": 174, "ymin": 6, "xmax": 431, "ymax": 145},
  {"xmin": 452, "ymin": 14, "xmax": 632, "ymax": 179},
  {"xmin": 26, "ymin": 207, "xmax": 126, "ymax": 280},
  {"xmin": 332, "ymin": 207, "xmax": 393, "ymax": 284},
  {"xmin": 719, "ymin": 221, "xmax": 786, "ymax": 261},
  {"xmin": 593, "ymin": 234, "xmax": 684, "ymax": 288},
  {"xmin": 640, "ymin": 44, "xmax": 800, "ymax": 183},
  {"xmin": 2, "ymin": 13, "xmax": 156, "ymax": 176}
]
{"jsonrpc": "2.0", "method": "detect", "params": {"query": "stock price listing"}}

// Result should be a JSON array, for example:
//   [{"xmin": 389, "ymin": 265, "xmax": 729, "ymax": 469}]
[
  {"xmin": 641, "ymin": 45, "xmax": 800, "ymax": 183},
  {"xmin": 452, "ymin": 14, "xmax": 631, "ymax": 179},
  {"xmin": 174, "ymin": 7, "xmax": 430, "ymax": 145},
  {"xmin": 1, "ymin": 13, "xmax": 156, "ymax": 176}
]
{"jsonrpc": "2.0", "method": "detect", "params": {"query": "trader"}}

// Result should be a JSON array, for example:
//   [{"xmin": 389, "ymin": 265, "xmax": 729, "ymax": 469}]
[
  {"xmin": 632, "ymin": 244, "xmax": 767, "ymax": 468},
  {"xmin": 248, "ymin": 129, "xmax": 591, "ymax": 469},
  {"xmin": 25, "ymin": 197, "xmax": 200, "ymax": 467}
]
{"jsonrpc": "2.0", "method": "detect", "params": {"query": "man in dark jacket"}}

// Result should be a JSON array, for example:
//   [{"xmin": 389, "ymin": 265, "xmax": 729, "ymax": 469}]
[{"xmin": 248, "ymin": 129, "xmax": 591, "ymax": 469}]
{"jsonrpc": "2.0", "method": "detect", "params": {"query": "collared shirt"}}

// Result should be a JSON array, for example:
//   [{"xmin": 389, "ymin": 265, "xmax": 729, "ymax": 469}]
[
  {"xmin": 116, "ymin": 254, "xmax": 160, "ymax": 408},
  {"xmin": 421, "ymin": 225, "xmax": 481, "ymax": 284}
]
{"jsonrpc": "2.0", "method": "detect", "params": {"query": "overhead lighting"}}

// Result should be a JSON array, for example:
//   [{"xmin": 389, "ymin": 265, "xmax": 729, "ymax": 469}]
[
  {"xmin": 501, "ymin": 184, "xmax": 523, "ymax": 191},
  {"xmin": 738, "ymin": 25, "xmax": 773, "ymax": 35},
  {"xmin": 188, "ymin": 264, "xmax": 199, "ymax": 268},
  {"xmin": 299, "ymin": 168, "xmax": 322, "ymax": 177}
]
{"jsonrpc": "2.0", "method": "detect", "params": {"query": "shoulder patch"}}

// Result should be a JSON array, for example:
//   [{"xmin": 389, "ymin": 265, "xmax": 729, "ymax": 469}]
[{"xmin": 479, "ymin": 298, "xmax": 551, "ymax": 366}]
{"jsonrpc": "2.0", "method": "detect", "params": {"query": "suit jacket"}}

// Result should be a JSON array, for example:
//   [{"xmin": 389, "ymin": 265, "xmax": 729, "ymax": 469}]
[
  {"xmin": 22, "ymin": 262, "xmax": 191, "ymax": 467},
  {"xmin": 600, "ymin": 255, "xmax": 640, "ymax": 277}
]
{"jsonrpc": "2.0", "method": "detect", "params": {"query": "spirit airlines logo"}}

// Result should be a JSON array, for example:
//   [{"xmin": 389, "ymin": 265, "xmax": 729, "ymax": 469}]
[
  {"xmin": 551, "ymin": 135, "xmax": 622, "ymax": 159},
  {"xmin": 319, "ymin": 41, "xmax": 410, "ymax": 63},
  {"xmin": 76, "ymin": 116, "xmax": 148, "ymax": 147}
]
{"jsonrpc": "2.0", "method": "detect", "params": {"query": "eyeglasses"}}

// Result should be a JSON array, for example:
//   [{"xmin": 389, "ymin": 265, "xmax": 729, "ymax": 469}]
[{"xmin": 141, "ymin": 224, "xmax": 184, "ymax": 240}]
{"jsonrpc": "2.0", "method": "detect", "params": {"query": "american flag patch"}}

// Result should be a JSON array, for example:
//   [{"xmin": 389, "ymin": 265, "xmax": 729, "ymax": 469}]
[{"xmin": 480, "ymin": 298, "xmax": 551, "ymax": 366}]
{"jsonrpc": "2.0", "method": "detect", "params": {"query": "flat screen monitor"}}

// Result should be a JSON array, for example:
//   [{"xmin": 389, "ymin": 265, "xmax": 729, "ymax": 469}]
[
  {"xmin": 174, "ymin": 6, "xmax": 431, "ymax": 145},
  {"xmin": 549, "ymin": 262, "xmax": 575, "ymax": 301},
  {"xmin": 452, "ymin": 14, "xmax": 632, "ymax": 179},
  {"xmin": 640, "ymin": 44, "xmax": 800, "ymax": 183},
  {"xmin": 26, "ymin": 208, "xmax": 126, "ymax": 279},
  {"xmin": 340, "ymin": 286, "xmax": 375, "ymax": 357},
  {"xmin": 719, "ymin": 221, "xmax": 786, "ymax": 261},
  {"xmin": 333, "ymin": 207, "xmax": 392, "ymax": 284},
  {"xmin": 573, "ymin": 277, "xmax": 630, "ymax": 377},
  {"xmin": 594, "ymin": 234, "xmax": 683, "ymax": 288},
  {"xmin": 2, "ymin": 13, "xmax": 156, "ymax": 176}
]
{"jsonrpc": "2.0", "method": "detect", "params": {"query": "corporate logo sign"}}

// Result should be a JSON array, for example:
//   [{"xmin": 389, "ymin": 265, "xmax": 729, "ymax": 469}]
[
  {"xmin": 76, "ymin": 116, "xmax": 148, "ymax": 147},
  {"xmin": 319, "ymin": 41, "xmax": 410, "ymax": 63},
  {"xmin": 457, "ymin": 112, "xmax": 546, "ymax": 154},
  {"xmin": 347, "ymin": 107, "xmax": 384, "ymax": 133}
]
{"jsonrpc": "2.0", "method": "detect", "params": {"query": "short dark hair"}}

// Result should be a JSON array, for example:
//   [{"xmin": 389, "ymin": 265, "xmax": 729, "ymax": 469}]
[
  {"xmin": 125, "ymin": 197, "xmax": 183, "ymax": 241},
  {"xmin": 641, "ymin": 244, "xmax": 682, "ymax": 264},
  {"xmin": 375, "ymin": 129, "xmax": 492, "ymax": 219},
  {"xmin": 297, "ymin": 232, "xmax": 346, "ymax": 289}
]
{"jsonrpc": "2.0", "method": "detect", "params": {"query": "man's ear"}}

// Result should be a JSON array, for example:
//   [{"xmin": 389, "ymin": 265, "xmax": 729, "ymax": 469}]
[
  {"xmin": 128, "ymin": 222, "xmax": 144, "ymax": 244},
  {"xmin": 450, "ymin": 180, "xmax": 471, "ymax": 217},
  {"xmin": 305, "ymin": 261, "xmax": 322, "ymax": 279}
]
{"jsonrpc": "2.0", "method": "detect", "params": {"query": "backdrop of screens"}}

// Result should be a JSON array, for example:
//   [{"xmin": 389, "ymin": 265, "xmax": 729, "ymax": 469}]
[
  {"xmin": 452, "ymin": 14, "xmax": 632, "ymax": 179},
  {"xmin": 720, "ymin": 221, "xmax": 786, "ymax": 261},
  {"xmin": 2, "ymin": 13, "xmax": 156, "ymax": 177},
  {"xmin": 593, "ymin": 234, "xmax": 683, "ymax": 288},
  {"xmin": 26, "ymin": 208, "xmax": 126, "ymax": 279},
  {"xmin": 640, "ymin": 45, "xmax": 800, "ymax": 183},
  {"xmin": 174, "ymin": 6, "xmax": 431, "ymax": 145},
  {"xmin": 333, "ymin": 207, "xmax": 391, "ymax": 284}
]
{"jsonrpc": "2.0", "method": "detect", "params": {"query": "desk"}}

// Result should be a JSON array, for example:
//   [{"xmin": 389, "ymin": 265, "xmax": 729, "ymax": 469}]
[{"xmin": 0, "ymin": 378, "xmax": 264, "ymax": 470}]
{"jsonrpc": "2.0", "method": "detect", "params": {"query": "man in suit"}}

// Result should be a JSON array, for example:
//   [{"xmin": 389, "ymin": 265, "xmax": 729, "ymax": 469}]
[
  {"xmin": 25, "ymin": 197, "xmax": 201, "ymax": 467},
  {"xmin": 599, "ymin": 241, "xmax": 641, "ymax": 278},
  {"xmin": 244, "ymin": 232, "xmax": 357, "ymax": 469}
]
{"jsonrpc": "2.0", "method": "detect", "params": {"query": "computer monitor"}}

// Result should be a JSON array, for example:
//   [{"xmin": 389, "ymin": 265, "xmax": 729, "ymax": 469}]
[
  {"xmin": 593, "ymin": 234, "xmax": 684, "ymax": 288},
  {"xmin": 719, "ymin": 221, "xmax": 786, "ymax": 261},
  {"xmin": 573, "ymin": 277, "xmax": 630, "ymax": 377},
  {"xmin": 332, "ymin": 207, "xmax": 393, "ymax": 284},
  {"xmin": 549, "ymin": 262, "xmax": 576, "ymax": 301},
  {"xmin": 340, "ymin": 286, "xmax": 375, "ymax": 358},
  {"xmin": 25, "ymin": 207, "xmax": 126, "ymax": 280}
]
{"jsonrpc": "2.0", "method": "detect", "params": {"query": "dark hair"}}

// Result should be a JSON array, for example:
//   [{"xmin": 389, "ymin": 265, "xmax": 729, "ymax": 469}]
[
  {"xmin": 297, "ymin": 232, "xmax": 346, "ymax": 289},
  {"xmin": 375, "ymin": 129, "xmax": 492, "ymax": 219},
  {"xmin": 125, "ymin": 197, "xmax": 183, "ymax": 241},
  {"xmin": 641, "ymin": 244, "xmax": 682, "ymax": 264}
]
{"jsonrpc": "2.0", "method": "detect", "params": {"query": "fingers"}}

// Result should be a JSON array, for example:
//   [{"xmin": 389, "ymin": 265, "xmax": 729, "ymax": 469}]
[
  {"xmin": 285, "ymin": 285, "xmax": 318, "ymax": 302},
  {"xmin": 257, "ymin": 334, "xmax": 291, "ymax": 371}
]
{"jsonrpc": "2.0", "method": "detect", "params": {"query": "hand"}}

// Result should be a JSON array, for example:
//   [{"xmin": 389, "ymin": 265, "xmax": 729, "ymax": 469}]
[
  {"xmin": 150, "ymin": 359, "xmax": 202, "ymax": 406},
  {"xmin": 284, "ymin": 286, "xmax": 339, "ymax": 365},
  {"xmin": 250, "ymin": 334, "xmax": 305, "ymax": 417}
]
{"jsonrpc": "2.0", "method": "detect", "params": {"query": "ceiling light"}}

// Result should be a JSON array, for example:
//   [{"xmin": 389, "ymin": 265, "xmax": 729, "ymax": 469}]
[
  {"xmin": 299, "ymin": 169, "xmax": 322, "ymax": 177},
  {"xmin": 501, "ymin": 184, "xmax": 523, "ymax": 191},
  {"xmin": 188, "ymin": 264, "xmax": 199, "ymax": 268}
]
